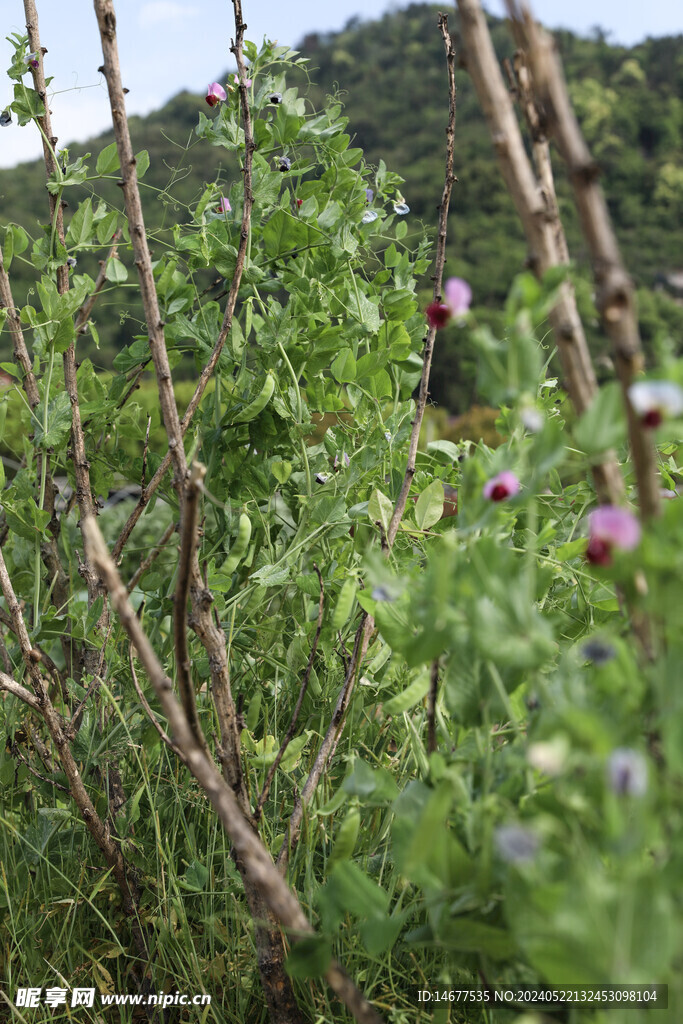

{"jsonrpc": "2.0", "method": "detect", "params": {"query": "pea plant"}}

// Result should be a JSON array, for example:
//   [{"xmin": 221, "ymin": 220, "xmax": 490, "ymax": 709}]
[{"xmin": 1, "ymin": 0, "xmax": 682, "ymax": 1022}]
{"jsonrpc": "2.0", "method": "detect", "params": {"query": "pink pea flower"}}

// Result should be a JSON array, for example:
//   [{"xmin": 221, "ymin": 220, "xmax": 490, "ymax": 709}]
[
  {"xmin": 424, "ymin": 276, "xmax": 472, "ymax": 330},
  {"xmin": 483, "ymin": 471, "xmax": 521, "ymax": 502},
  {"xmin": 206, "ymin": 82, "xmax": 227, "ymax": 107},
  {"xmin": 232, "ymin": 73, "xmax": 252, "ymax": 88},
  {"xmin": 628, "ymin": 380, "xmax": 683, "ymax": 428},
  {"xmin": 586, "ymin": 505, "xmax": 641, "ymax": 566},
  {"xmin": 444, "ymin": 276, "xmax": 472, "ymax": 316},
  {"xmin": 217, "ymin": 197, "xmax": 231, "ymax": 213}
]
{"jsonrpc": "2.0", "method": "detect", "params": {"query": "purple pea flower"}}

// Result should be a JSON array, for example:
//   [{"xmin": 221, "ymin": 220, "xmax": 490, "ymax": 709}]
[
  {"xmin": 217, "ymin": 197, "xmax": 231, "ymax": 213},
  {"xmin": 608, "ymin": 748, "xmax": 647, "ymax": 797},
  {"xmin": 206, "ymin": 82, "xmax": 227, "ymax": 107},
  {"xmin": 0, "ymin": 110, "xmax": 11, "ymax": 127},
  {"xmin": 494, "ymin": 824, "xmax": 539, "ymax": 864},
  {"xmin": 277, "ymin": 156, "xmax": 291, "ymax": 172},
  {"xmin": 25, "ymin": 52, "xmax": 39, "ymax": 69},
  {"xmin": 483, "ymin": 471, "xmax": 521, "ymax": 502},
  {"xmin": 586, "ymin": 506, "xmax": 641, "ymax": 566}
]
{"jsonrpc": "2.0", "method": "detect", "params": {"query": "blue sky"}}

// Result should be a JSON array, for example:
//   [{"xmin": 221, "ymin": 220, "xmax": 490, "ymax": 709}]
[{"xmin": 0, "ymin": 0, "xmax": 680, "ymax": 168}]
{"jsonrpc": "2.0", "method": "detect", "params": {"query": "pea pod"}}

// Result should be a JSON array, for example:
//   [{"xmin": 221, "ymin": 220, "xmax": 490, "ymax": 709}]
[
  {"xmin": 330, "ymin": 803, "xmax": 360, "ymax": 865},
  {"xmin": 218, "ymin": 511, "xmax": 252, "ymax": 575},
  {"xmin": 234, "ymin": 371, "xmax": 275, "ymax": 423},
  {"xmin": 332, "ymin": 578, "xmax": 356, "ymax": 631}
]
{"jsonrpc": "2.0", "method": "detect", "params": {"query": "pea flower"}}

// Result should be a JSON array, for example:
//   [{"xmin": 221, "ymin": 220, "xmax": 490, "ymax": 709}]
[
  {"xmin": 217, "ymin": 197, "xmax": 231, "ymax": 213},
  {"xmin": 25, "ymin": 52, "xmax": 39, "ymax": 69},
  {"xmin": 425, "ymin": 301, "xmax": 452, "ymax": 329},
  {"xmin": 586, "ymin": 505, "xmax": 641, "ymax": 566},
  {"xmin": 582, "ymin": 638, "xmax": 615, "ymax": 666},
  {"xmin": 0, "ymin": 110, "xmax": 11, "ymax": 127},
  {"xmin": 365, "ymin": 188, "xmax": 374, "ymax": 203},
  {"xmin": 232, "ymin": 73, "xmax": 252, "ymax": 88},
  {"xmin": 296, "ymin": 198, "xmax": 303, "ymax": 208},
  {"xmin": 393, "ymin": 201, "xmax": 410, "ymax": 215},
  {"xmin": 520, "ymin": 406, "xmax": 544, "ymax": 433},
  {"xmin": 608, "ymin": 748, "xmax": 647, "ymax": 798},
  {"xmin": 628, "ymin": 380, "xmax": 683, "ymax": 428},
  {"xmin": 268, "ymin": 92, "xmax": 283, "ymax": 104},
  {"xmin": 361, "ymin": 210, "xmax": 378, "ymax": 224},
  {"xmin": 371, "ymin": 586, "xmax": 393, "ymax": 603},
  {"xmin": 527, "ymin": 737, "xmax": 568, "ymax": 776},
  {"xmin": 206, "ymin": 82, "xmax": 227, "ymax": 107},
  {"xmin": 483, "ymin": 470, "xmax": 520, "ymax": 502},
  {"xmin": 277, "ymin": 156, "xmax": 291, "ymax": 172},
  {"xmin": 425, "ymin": 276, "xmax": 472, "ymax": 329},
  {"xmin": 66, "ymin": 256, "xmax": 77, "ymax": 269},
  {"xmin": 444, "ymin": 276, "xmax": 472, "ymax": 316},
  {"xmin": 494, "ymin": 824, "xmax": 538, "ymax": 864}
]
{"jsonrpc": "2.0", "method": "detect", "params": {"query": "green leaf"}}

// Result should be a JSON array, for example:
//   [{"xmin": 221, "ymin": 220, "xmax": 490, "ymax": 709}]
[
  {"xmin": 96, "ymin": 141, "xmax": 120, "ymax": 176},
  {"xmin": 34, "ymin": 391, "xmax": 72, "ymax": 450},
  {"xmin": 84, "ymin": 595, "xmax": 105, "ymax": 638},
  {"xmin": 105, "ymin": 257, "xmax": 128, "ymax": 284},
  {"xmin": 96, "ymin": 210, "xmax": 119, "ymax": 245},
  {"xmin": 574, "ymin": 381, "xmax": 626, "ymax": 457},
  {"xmin": 271, "ymin": 460, "xmax": 292, "ymax": 484},
  {"xmin": 414, "ymin": 479, "xmax": 445, "ymax": 530},
  {"xmin": 331, "ymin": 348, "xmax": 356, "ymax": 383},
  {"xmin": 180, "ymin": 861, "xmax": 209, "ymax": 892},
  {"xmin": 368, "ymin": 488, "xmax": 393, "ymax": 534},
  {"xmin": 251, "ymin": 563, "xmax": 290, "ymax": 587},
  {"xmin": 324, "ymin": 861, "xmax": 390, "ymax": 920},
  {"xmin": 285, "ymin": 936, "xmax": 332, "ymax": 979},
  {"xmin": 66, "ymin": 198, "xmax": 93, "ymax": 248},
  {"xmin": 135, "ymin": 150, "xmax": 150, "ymax": 179},
  {"xmin": 12, "ymin": 82, "xmax": 45, "ymax": 125},
  {"xmin": 427, "ymin": 439, "xmax": 460, "ymax": 461}
]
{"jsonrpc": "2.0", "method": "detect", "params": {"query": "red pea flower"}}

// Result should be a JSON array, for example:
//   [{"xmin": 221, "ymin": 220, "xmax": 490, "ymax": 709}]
[
  {"xmin": 585, "ymin": 506, "xmax": 641, "ymax": 566},
  {"xmin": 483, "ymin": 470, "xmax": 520, "ymax": 502},
  {"xmin": 425, "ymin": 301, "xmax": 452, "ymax": 329},
  {"xmin": 206, "ymin": 82, "xmax": 227, "ymax": 107}
]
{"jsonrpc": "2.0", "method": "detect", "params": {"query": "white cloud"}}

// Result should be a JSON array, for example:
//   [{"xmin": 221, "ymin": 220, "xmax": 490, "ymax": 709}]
[{"xmin": 138, "ymin": 2, "xmax": 196, "ymax": 28}]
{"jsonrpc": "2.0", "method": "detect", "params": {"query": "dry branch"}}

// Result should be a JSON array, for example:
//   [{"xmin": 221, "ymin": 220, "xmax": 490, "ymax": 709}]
[
  {"xmin": 388, "ymin": 14, "xmax": 458, "ymax": 545},
  {"xmin": 110, "ymin": 0, "xmax": 257, "ymax": 564},
  {"xmin": 24, "ymin": 0, "xmax": 102, "ymax": 622},
  {"xmin": 455, "ymin": 0, "xmax": 624, "ymax": 507},
  {"xmin": 83, "ymin": 516, "xmax": 384, "ymax": 1024},
  {"xmin": 0, "ymin": 545, "xmax": 148, "ymax": 957},
  {"xmin": 502, "ymin": 0, "xmax": 660, "ymax": 521},
  {"xmin": 93, "ymin": 0, "xmax": 186, "ymax": 490},
  {"xmin": 0, "ymin": 246, "xmax": 40, "ymax": 410}
]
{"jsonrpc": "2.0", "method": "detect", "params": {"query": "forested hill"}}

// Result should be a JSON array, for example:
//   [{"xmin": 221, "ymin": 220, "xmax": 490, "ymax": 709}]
[{"xmin": 1, "ymin": 4, "xmax": 681, "ymax": 409}]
